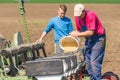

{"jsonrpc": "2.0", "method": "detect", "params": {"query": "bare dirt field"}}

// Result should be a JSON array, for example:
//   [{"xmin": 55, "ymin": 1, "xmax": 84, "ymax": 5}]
[{"xmin": 0, "ymin": 4, "xmax": 120, "ymax": 78}]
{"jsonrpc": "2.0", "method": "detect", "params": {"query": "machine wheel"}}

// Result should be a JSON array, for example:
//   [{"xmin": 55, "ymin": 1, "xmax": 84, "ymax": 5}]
[
  {"xmin": 61, "ymin": 76, "xmax": 68, "ymax": 80},
  {"xmin": 102, "ymin": 71, "xmax": 119, "ymax": 80}
]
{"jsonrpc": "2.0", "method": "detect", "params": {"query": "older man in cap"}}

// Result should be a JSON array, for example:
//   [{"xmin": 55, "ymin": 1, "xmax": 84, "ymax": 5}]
[{"xmin": 70, "ymin": 4, "xmax": 106, "ymax": 80}]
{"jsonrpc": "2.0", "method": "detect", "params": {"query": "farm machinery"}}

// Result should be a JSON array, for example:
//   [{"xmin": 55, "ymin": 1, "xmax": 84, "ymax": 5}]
[
  {"xmin": 0, "ymin": 34, "xmax": 119, "ymax": 80},
  {"xmin": 0, "ymin": 33, "xmax": 47, "ymax": 80},
  {"xmin": 0, "ymin": 33, "xmax": 89, "ymax": 80}
]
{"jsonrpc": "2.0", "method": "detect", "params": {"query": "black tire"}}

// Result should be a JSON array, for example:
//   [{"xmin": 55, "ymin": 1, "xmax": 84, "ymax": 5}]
[
  {"xmin": 61, "ymin": 76, "xmax": 68, "ymax": 80},
  {"xmin": 102, "ymin": 71, "xmax": 119, "ymax": 80}
]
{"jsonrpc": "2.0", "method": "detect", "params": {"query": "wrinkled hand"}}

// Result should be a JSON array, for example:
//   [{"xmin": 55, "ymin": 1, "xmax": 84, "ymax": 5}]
[{"xmin": 70, "ymin": 31, "xmax": 80, "ymax": 37}]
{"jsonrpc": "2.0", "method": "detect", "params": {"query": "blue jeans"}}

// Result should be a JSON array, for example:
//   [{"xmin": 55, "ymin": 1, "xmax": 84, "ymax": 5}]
[{"xmin": 85, "ymin": 34, "xmax": 106, "ymax": 80}]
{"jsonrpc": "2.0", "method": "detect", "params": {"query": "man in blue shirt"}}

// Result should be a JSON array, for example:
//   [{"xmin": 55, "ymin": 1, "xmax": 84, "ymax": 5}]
[{"xmin": 36, "ymin": 4, "xmax": 74, "ymax": 54}]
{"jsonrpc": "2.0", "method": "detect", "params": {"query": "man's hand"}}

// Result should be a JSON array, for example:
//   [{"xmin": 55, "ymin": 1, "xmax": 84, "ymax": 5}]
[
  {"xmin": 70, "ymin": 31, "xmax": 80, "ymax": 37},
  {"xmin": 70, "ymin": 30, "xmax": 94, "ymax": 37},
  {"xmin": 36, "ymin": 31, "xmax": 46, "ymax": 43}
]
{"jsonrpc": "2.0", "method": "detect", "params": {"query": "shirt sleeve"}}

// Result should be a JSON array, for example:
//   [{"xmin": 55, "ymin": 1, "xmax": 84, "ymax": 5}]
[
  {"xmin": 68, "ymin": 20, "xmax": 74, "ymax": 33},
  {"xmin": 44, "ymin": 19, "xmax": 54, "ymax": 34},
  {"xmin": 75, "ymin": 16, "xmax": 81, "ymax": 31}
]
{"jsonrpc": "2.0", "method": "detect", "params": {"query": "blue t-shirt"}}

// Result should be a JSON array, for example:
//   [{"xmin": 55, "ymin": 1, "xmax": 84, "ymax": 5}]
[{"xmin": 44, "ymin": 16, "xmax": 74, "ymax": 44}]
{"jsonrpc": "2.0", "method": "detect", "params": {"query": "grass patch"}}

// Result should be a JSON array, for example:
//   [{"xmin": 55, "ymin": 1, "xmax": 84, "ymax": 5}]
[{"xmin": 0, "ymin": 0, "xmax": 120, "ymax": 3}]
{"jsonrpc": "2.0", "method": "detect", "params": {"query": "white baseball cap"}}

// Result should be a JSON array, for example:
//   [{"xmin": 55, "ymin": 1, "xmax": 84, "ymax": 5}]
[{"xmin": 74, "ymin": 4, "xmax": 85, "ymax": 16}]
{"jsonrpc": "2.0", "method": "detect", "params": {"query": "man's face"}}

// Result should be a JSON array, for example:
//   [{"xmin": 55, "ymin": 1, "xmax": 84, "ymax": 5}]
[
  {"xmin": 58, "ymin": 8, "xmax": 66, "ymax": 18},
  {"xmin": 78, "ymin": 11, "xmax": 85, "ymax": 19}
]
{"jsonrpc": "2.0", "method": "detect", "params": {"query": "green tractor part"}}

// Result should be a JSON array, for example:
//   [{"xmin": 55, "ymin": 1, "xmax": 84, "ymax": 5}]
[
  {"xmin": 0, "ymin": 41, "xmax": 47, "ymax": 80},
  {"xmin": 18, "ymin": 0, "xmax": 30, "ymax": 43},
  {"xmin": 0, "ymin": 32, "xmax": 47, "ymax": 80},
  {"xmin": 0, "ymin": 76, "xmax": 35, "ymax": 80},
  {"xmin": 13, "ymin": 32, "xmax": 23, "ymax": 46},
  {"xmin": 18, "ymin": 0, "xmax": 35, "ymax": 59}
]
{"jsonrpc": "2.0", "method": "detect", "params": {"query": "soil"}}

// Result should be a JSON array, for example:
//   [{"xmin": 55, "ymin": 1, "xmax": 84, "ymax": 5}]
[{"xmin": 0, "ymin": 4, "xmax": 120, "ymax": 78}]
